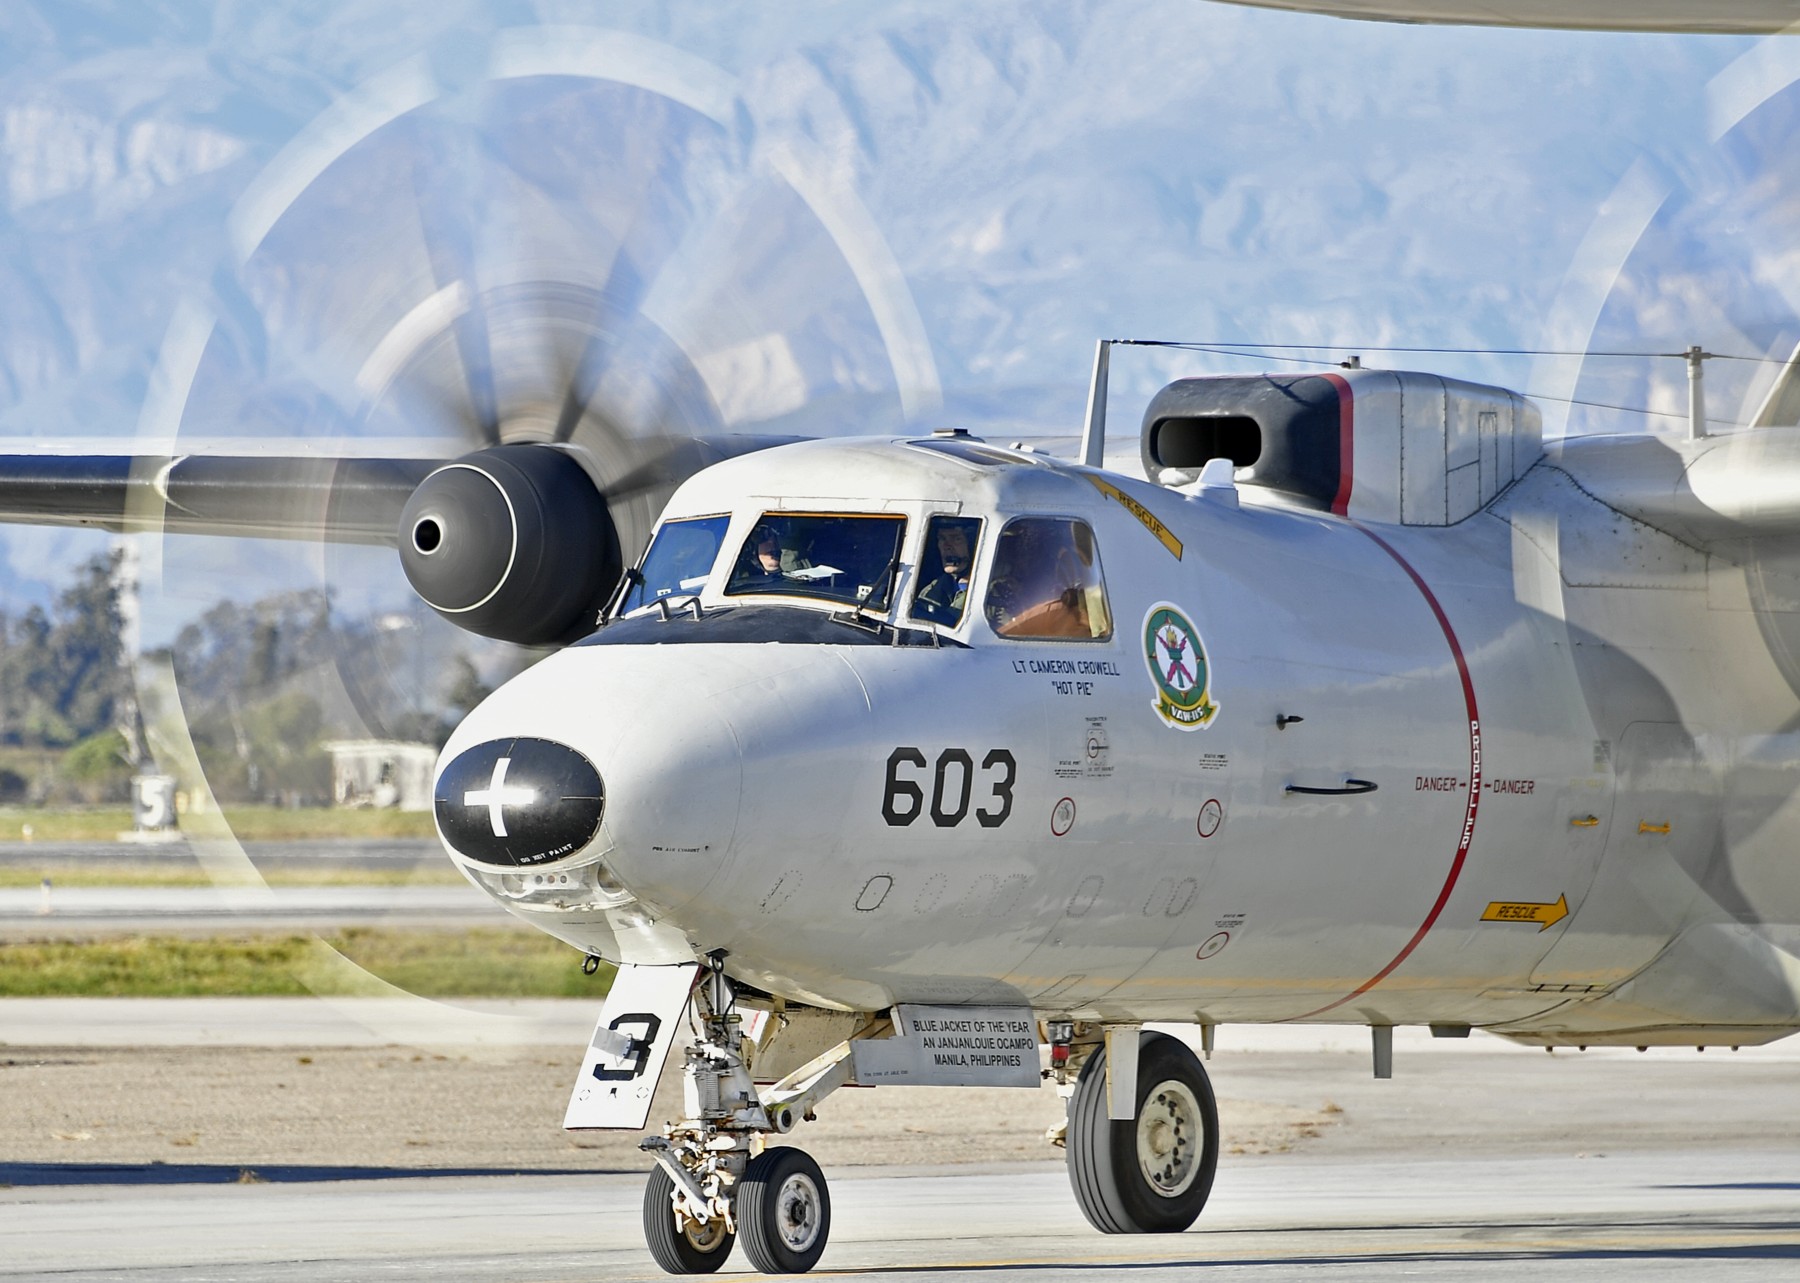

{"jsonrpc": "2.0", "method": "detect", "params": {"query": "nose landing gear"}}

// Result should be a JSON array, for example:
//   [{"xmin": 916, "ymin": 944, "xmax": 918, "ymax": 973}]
[{"xmin": 640, "ymin": 953, "xmax": 841, "ymax": 1275}]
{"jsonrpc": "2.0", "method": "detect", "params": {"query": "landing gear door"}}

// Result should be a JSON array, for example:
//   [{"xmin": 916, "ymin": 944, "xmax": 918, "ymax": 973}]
[{"xmin": 564, "ymin": 962, "xmax": 697, "ymax": 1131}]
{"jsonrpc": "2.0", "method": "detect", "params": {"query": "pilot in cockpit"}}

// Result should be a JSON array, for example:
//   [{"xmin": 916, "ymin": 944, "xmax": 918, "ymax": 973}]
[
  {"xmin": 913, "ymin": 517, "xmax": 981, "ymax": 625},
  {"xmin": 984, "ymin": 517, "xmax": 1111, "ymax": 639},
  {"xmin": 732, "ymin": 522, "xmax": 817, "ymax": 592},
  {"xmin": 735, "ymin": 524, "xmax": 788, "ymax": 586}
]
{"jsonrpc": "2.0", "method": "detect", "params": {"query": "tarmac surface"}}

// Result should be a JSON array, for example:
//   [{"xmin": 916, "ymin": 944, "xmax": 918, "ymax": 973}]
[
  {"xmin": 0, "ymin": 838, "xmax": 489, "ymax": 935},
  {"xmin": 0, "ymin": 995, "xmax": 589, "ymax": 1046},
  {"xmin": 0, "ymin": 881, "xmax": 496, "ymax": 935},
  {"xmin": 4, "ymin": 1005, "xmax": 1800, "ymax": 1280},
  {"xmin": 10, "ymin": 1153, "xmax": 1800, "ymax": 1282},
  {"xmin": 0, "ymin": 839, "xmax": 441, "ymax": 868}
]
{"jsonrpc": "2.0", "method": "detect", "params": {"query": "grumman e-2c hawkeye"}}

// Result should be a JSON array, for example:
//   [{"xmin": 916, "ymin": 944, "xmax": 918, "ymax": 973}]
[
  {"xmin": 0, "ymin": 0, "xmax": 1789, "ymax": 1271},
  {"xmin": 423, "ymin": 353, "xmax": 1800, "ymax": 1273}
]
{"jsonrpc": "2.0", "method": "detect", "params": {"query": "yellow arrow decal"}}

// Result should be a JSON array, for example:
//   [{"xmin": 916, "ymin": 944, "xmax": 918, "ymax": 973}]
[{"xmin": 1480, "ymin": 895, "xmax": 1569, "ymax": 932}]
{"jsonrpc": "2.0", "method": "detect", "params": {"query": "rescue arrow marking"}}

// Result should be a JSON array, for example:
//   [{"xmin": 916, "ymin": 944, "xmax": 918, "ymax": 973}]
[
  {"xmin": 1083, "ymin": 476, "xmax": 1183, "ymax": 559},
  {"xmin": 1480, "ymin": 895, "xmax": 1569, "ymax": 932}
]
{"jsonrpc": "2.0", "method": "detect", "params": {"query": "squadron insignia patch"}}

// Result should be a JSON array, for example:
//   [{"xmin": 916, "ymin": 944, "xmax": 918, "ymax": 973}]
[{"xmin": 1143, "ymin": 602, "xmax": 1218, "ymax": 731}]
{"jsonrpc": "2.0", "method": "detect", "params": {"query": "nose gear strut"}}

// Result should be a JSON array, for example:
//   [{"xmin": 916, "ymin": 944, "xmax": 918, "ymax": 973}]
[{"xmin": 640, "ymin": 950, "xmax": 843, "ymax": 1275}]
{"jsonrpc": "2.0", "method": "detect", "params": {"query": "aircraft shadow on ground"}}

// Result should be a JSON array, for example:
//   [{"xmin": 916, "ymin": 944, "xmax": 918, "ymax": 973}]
[
  {"xmin": 0, "ymin": 1162, "xmax": 623, "ymax": 1187},
  {"xmin": 839, "ymin": 1243, "xmax": 1800, "ymax": 1276}
]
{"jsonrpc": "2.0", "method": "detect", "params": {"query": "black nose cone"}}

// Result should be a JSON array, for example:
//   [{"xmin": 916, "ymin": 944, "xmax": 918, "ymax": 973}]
[{"xmin": 435, "ymin": 737, "xmax": 605, "ymax": 867}]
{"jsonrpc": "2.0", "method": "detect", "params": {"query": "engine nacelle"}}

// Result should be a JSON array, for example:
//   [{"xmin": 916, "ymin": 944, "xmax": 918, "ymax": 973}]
[
  {"xmin": 1141, "ymin": 369, "xmax": 1542, "ymax": 525},
  {"xmin": 398, "ymin": 444, "xmax": 616, "ymax": 646}
]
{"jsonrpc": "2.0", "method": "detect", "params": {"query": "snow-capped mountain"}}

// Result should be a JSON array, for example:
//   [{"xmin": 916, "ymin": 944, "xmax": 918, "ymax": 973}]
[{"xmin": 0, "ymin": 1, "xmax": 1781, "ymax": 619}]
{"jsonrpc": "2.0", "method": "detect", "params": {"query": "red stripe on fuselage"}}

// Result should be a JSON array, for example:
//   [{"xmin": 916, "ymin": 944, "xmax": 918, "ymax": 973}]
[
  {"xmin": 1324, "ymin": 372, "xmax": 1354, "ymax": 516},
  {"xmin": 1291, "ymin": 522, "xmax": 1481, "ymax": 1019}
]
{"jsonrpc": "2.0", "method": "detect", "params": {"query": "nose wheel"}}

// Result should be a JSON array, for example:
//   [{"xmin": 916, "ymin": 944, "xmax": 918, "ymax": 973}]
[
  {"xmin": 739, "ymin": 1147, "xmax": 832, "ymax": 1274},
  {"xmin": 642, "ymin": 1146, "xmax": 832, "ymax": 1275},
  {"xmin": 1066, "ymin": 1030, "xmax": 1219, "ymax": 1234},
  {"xmin": 642, "ymin": 1166, "xmax": 736, "ymax": 1274}
]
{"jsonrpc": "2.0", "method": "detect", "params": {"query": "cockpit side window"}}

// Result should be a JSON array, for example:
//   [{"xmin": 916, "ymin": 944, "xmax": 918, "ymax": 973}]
[
  {"xmin": 725, "ymin": 513, "xmax": 907, "ymax": 610},
  {"xmin": 984, "ymin": 517, "xmax": 1113, "ymax": 641},
  {"xmin": 620, "ymin": 515, "xmax": 730, "ymax": 614},
  {"xmin": 908, "ymin": 516, "xmax": 983, "ymax": 627}
]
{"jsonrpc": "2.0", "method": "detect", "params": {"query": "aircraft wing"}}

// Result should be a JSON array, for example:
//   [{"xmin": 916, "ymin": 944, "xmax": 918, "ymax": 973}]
[
  {"xmin": 0, "ymin": 454, "xmax": 436, "ymax": 546},
  {"xmin": 1231, "ymin": 0, "xmax": 1799, "ymax": 32}
]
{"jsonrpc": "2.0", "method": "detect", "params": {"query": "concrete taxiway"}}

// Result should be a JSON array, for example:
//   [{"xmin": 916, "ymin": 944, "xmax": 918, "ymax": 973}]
[
  {"xmin": 0, "ymin": 882, "xmax": 497, "ymax": 936},
  {"xmin": 7, "ymin": 1149, "xmax": 1800, "ymax": 1281},
  {"xmin": 0, "ymin": 839, "xmax": 441, "ymax": 869},
  {"xmin": 5, "ymin": 1008, "xmax": 1800, "ymax": 1280},
  {"xmin": 0, "ymin": 837, "xmax": 483, "ymax": 934},
  {"xmin": 0, "ymin": 995, "xmax": 590, "ymax": 1046}
]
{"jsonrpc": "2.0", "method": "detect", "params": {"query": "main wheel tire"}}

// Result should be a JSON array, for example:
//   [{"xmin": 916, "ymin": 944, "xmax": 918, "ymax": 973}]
[
  {"xmin": 642, "ymin": 1166, "xmax": 735, "ymax": 1274},
  {"xmin": 1067, "ymin": 1031, "xmax": 1219, "ymax": 1234},
  {"xmin": 737, "ymin": 1146, "xmax": 831, "ymax": 1274}
]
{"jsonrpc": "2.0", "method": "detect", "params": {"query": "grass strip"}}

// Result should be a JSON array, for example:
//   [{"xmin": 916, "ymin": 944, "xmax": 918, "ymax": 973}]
[{"xmin": 0, "ymin": 927, "xmax": 616, "ymax": 998}]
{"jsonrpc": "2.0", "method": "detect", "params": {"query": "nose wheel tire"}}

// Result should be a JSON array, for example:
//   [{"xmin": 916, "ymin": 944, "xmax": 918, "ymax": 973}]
[
  {"xmin": 738, "ymin": 1146, "xmax": 832, "ymax": 1274},
  {"xmin": 642, "ymin": 1166, "xmax": 735, "ymax": 1274},
  {"xmin": 1067, "ymin": 1030, "xmax": 1219, "ymax": 1234}
]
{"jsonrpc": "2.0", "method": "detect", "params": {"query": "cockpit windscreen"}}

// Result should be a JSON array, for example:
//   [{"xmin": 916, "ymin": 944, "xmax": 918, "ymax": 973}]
[
  {"xmin": 985, "ymin": 517, "xmax": 1113, "ymax": 641},
  {"xmin": 620, "ymin": 514, "xmax": 731, "ymax": 614},
  {"xmin": 909, "ymin": 516, "xmax": 982, "ymax": 627},
  {"xmin": 726, "ymin": 513, "xmax": 908, "ymax": 610}
]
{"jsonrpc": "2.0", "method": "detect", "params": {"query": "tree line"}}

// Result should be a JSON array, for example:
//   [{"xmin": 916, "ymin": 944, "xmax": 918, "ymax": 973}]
[{"xmin": 0, "ymin": 552, "xmax": 496, "ymax": 805}]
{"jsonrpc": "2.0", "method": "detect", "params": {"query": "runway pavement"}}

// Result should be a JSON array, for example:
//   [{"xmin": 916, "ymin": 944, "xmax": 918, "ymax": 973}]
[
  {"xmin": 0, "ymin": 838, "xmax": 442, "ymax": 868},
  {"xmin": 7, "ymin": 1148, "xmax": 1799, "ymax": 1281},
  {"xmin": 5, "ymin": 1010, "xmax": 1800, "ymax": 1280},
  {"xmin": 0, "ymin": 881, "xmax": 499, "ymax": 936},
  {"xmin": 0, "ymin": 837, "xmax": 479, "ymax": 933},
  {"xmin": 0, "ymin": 995, "xmax": 592, "ymax": 1046}
]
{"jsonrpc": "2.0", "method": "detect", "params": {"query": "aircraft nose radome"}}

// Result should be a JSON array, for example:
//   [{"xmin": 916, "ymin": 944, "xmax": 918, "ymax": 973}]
[{"xmin": 434, "ymin": 737, "xmax": 605, "ymax": 868}]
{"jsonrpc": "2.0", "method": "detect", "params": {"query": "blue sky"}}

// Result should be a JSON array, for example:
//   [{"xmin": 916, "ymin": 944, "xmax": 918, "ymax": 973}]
[{"xmin": 0, "ymin": 1, "xmax": 1787, "ymax": 629}]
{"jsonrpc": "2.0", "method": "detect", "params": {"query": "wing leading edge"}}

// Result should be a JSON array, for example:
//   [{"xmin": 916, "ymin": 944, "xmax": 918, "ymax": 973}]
[{"xmin": 0, "ymin": 456, "xmax": 437, "ymax": 546}]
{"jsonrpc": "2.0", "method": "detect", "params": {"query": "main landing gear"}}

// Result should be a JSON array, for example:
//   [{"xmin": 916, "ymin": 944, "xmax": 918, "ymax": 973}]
[
  {"xmin": 640, "ymin": 954, "xmax": 844, "ymax": 1275},
  {"xmin": 1063, "ymin": 1029, "xmax": 1219, "ymax": 1234}
]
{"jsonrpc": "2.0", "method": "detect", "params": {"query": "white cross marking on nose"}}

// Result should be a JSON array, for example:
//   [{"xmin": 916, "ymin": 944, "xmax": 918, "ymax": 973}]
[{"xmin": 463, "ymin": 755, "xmax": 537, "ymax": 838}]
